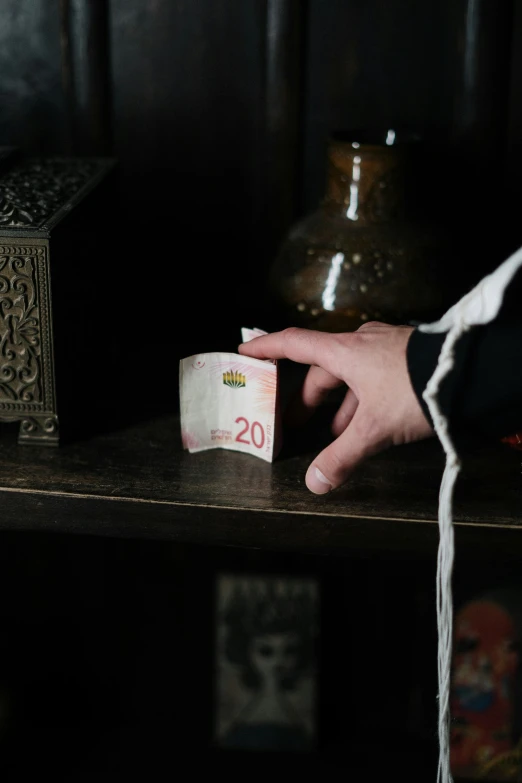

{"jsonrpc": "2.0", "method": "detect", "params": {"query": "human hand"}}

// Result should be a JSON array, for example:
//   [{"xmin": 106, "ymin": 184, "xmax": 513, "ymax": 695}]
[{"xmin": 238, "ymin": 322, "xmax": 434, "ymax": 494}]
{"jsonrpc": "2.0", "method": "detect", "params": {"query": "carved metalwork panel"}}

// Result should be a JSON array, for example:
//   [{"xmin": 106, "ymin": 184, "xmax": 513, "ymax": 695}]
[
  {"xmin": 0, "ymin": 154, "xmax": 114, "ymax": 445},
  {"xmin": 18, "ymin": 414, "xmax": 59, "ymax": 444},
  {"xmin": 0, "ymin": 244, "xmax": 54, "ymax": 416},
  {"xmin": 0, "ymin": 158, "xmax": 104, "ymax": 228}
]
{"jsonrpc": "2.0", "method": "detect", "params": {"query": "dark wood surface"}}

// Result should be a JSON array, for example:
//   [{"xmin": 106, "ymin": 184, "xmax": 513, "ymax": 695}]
[{"xmin": 0, "ymin": 412, "xmax": 520, "ymax": 555}]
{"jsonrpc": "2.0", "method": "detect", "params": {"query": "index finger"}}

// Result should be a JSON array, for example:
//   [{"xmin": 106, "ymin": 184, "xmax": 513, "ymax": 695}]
[{"xmin": 238, "ymin": 327, "xmax": 344, "ymax": 377}]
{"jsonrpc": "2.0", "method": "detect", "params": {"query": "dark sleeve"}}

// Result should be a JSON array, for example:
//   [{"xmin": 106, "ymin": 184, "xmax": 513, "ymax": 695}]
[{"xmin": 406, "ymin": 266, "xmax": 522, "ymax": 440}]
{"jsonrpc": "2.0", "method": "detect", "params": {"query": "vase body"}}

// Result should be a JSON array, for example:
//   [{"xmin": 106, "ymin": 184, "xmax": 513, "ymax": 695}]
[{"xmin": 269, "ymin": 132, "xmax": 465, "ymax": 331}]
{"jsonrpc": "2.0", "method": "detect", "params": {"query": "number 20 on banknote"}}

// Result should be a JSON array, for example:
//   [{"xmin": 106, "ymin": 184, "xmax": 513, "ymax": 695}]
[{"xmin": 179, "ymin": 330, "xmax": 281, "ymax": 463}]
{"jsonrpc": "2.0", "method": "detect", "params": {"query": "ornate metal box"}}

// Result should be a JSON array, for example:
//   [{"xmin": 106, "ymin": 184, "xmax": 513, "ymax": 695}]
[{"xmin": 0, "ymin": 150, "xmax": 116, "ymax": 445}]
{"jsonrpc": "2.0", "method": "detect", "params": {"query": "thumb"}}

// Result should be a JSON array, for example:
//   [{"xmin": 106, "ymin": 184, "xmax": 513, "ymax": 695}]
[{"xmin": 305, "ymin": 409, "xmax": 389, "ymax": 494}]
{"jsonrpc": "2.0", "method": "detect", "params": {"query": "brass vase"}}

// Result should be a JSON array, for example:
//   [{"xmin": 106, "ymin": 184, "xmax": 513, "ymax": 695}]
[{"xmin": 268, "ymin": 130, "xmax": 464, "ymax": 332}]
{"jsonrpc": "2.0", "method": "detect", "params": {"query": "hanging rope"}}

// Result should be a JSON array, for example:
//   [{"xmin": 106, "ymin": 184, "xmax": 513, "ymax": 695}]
[{"xmin": 418, "ymin": 246, "xmax": 522, "ymax": 783}]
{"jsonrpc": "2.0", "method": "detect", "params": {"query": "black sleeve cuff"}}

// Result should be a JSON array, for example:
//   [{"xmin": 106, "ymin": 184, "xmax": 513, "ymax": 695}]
[
  {"xmin": 406, "ymin": 328, "xmax": 478, "ymax": 434},
  {"xmin": 407, "ymin": 321, "xmax": 522, "ymax": 440}
]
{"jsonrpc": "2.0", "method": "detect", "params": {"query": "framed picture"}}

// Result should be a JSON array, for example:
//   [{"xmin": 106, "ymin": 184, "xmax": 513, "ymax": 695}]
[
  {"xmin": 450, "ymin": 589, "xmax": 522, "ymax": 781},
  {"xmin": 214, "ymin": 573, "xmax": 319, "ymax": 752}
]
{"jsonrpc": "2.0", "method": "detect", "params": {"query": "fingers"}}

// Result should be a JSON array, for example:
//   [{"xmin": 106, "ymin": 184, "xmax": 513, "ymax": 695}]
[
  {"xmin": 331, "ymin": 388, "xmax": 359, "ymax": 436},
  {"xmin": 355, "ymin": 320, "xmax": 386, "ymax": 331},
  {"xmin": 238, "ymin": 327, "xmax": 344, "ymax": 378},
  {"xmin": 305, "ymin": 408, "xmax": 390, "ymax": 494},
  {"xmin": 286, "ymin": 365, "xmax": 345, "ymax": 426}
]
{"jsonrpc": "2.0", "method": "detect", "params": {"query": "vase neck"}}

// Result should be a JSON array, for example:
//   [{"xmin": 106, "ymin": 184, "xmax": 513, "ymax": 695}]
[{"xmin": 323, "ymin": 141, "xmax": 406, "ymax": 225}]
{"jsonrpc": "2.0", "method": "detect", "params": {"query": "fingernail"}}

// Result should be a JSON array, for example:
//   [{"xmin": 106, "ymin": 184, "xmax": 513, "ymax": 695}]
[{"xmin": 307, "ymin": 466, "xmax": 332, "ymax": 494}]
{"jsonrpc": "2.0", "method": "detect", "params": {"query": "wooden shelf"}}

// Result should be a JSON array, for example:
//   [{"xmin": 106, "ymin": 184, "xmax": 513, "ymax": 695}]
[{"xmin": 0, "ymin": 413, "xmax": 520, "ymax": 555}]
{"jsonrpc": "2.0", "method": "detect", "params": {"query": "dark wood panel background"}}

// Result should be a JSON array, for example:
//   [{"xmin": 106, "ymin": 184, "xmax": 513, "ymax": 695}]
[
  {"xmin": 1, "ymin": 0, "xmax": 520, "ymax": 361},
  {"xmin": 303, "ymin": 0, "xmax": 456, "ymax": 212},
  {"xmin": 0, "ymin": 1, "xmax": 69, "ymax": 153}
]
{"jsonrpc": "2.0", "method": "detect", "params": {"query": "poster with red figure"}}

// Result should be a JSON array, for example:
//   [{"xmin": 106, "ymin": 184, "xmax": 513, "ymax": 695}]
[{"xmin": 450, "ymin": 592, "xmax": 522, "ymax": 780}]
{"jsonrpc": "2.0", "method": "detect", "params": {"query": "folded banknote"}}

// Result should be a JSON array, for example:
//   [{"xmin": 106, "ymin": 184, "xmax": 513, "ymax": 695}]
[{"xmin": 179, "ymin": 328, "xmax": 280, "ymax": 462}]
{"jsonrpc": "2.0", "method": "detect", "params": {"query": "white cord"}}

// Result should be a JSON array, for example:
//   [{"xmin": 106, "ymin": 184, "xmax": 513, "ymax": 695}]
[
  {"xmin": 418, "ymin": 245, "xmax": 522, "ymax": 783},
  {"xmin": 422, "ymin": 325, "xmax": 462, "ymax": 783}
]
